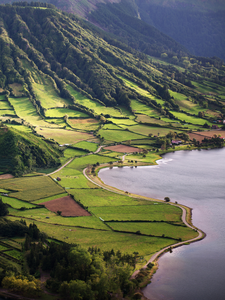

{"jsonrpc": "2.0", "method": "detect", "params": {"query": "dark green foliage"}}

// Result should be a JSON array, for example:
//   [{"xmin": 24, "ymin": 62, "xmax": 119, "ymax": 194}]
[
  {"xmin": 0, "ymin": 127, "xmax": 60, "ymax": 176},
  {"xmin": 0, "ymin": 197, "xmax": 8, "ymax": 216},
  {"xmin": 0, "ymin": 218, "xmax": 28, "ymax": 237},
  {"xmin": 88, "ymin": 1, "xmax": 188, "ymax": 58}
]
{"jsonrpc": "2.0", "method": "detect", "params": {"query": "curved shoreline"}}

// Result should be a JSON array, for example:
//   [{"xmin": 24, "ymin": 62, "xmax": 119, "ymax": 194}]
[{"xmin": 83, "ymin": 165, "xmax": 205, "ymax": 280}]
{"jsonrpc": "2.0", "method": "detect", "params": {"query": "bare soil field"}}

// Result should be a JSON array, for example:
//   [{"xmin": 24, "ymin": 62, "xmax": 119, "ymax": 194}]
[
  {"xmin": 189, "ymin": 130, "xmax": 225, "ymax": 142},
  {"xmin": 0, "ymin": 174, "xmax": 14, "ymax": 180},
  {"xmin": 40, "ymin": 196, "xmax": 91, "ymax": 217},
  {"xmin": 104, "ymin": 144, "xmax": 142, "ymax": 153}
]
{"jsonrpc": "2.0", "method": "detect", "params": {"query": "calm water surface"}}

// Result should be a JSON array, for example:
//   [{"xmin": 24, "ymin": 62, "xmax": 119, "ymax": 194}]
[{"xmin": 99, "ymin": 148, "xmax": 225, "ymax": 300}]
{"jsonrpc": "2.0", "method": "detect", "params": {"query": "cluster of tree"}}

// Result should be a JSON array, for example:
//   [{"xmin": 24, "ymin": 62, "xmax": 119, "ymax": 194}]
[
  {"xmin": 198, "ymin": 136, "xmax": 224, "ymax": 148},
  {"xmin": 0, "ymin": 127, "xmax": 61, "ymax": 176}
]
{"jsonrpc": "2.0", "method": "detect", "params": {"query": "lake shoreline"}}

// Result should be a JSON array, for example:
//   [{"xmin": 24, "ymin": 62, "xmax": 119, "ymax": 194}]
[{"xmin": 83, "ymin": 160, "xmax": 206, "ymax": 295}]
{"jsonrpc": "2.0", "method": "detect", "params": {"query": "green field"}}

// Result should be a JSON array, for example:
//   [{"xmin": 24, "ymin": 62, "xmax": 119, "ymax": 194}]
[
  {"xmin": 35, "ymin": 128, "xmax": 92, "ymax": 144},
  {"xmin": 99, "ymin": 128, "xmax": 144, "ymax": 142},
  {"xmin": 1, "ymin": 196, "xmax": 36, "ymax": 209},
  {"xmin": 18, "ymin": 218, "xmax": 178, "ymax": 258},
  {"xmin": 108, "ymin": 221, "xmax": 198, "ymax": 240},
  {"xmin": 129, "ymin": 124, "xmax": 181, "ymax": 136},
  {"xmin": 90, "ymin": 204, "xmax": 182, "ymax": 222},
  {"xmin": 70, "ymin": 188, "xmax": 153, "ymax": 207},
  {"xmin": 108, "ymin": 118, "xmax": 137, "ymax": 126},
  {"xmin": 45, "ymin": 108, "xmax": 89, "ymax": 118},
  {"xmin": 0, "ymin": 109, "xmax": 16, "ymax": 116},
  {"xmin": 33, "ymin": 81, "xmax": 70, "ymax": 109},
  {"xmin": 0, "ymin": 101, "xmax": 13, "ymax": 110},
  {"xmin": 130, "ymin": 100, "xmax": 159, "ymax": 117},
  {"xmin": 66, "ymin": 154, "xmax": 117, "ymax": 171},
  {"xmin": 171, "ymin": 111, "xmax": 211, "ymax": 125},
  {"xmin": 63, "ymin": 148, "xmax": 88, "ymax": 158},
  {"xmin": 0, "ymin": 176, "xmax": 65, "ymax": 201},
  {"xmin": 8, "ymin": 97, "xmax": 59, "ymax": 127},
  {"xmin": 67, "ymin": 85, "xmax": 124, "ymax": 117},
  {"xmin": 32, "ymin": 193, "xmax": 68, "ymax": 204},
  {"xmin": 73, "ymin": 141, "xmax": 98, "ymax": 152}
]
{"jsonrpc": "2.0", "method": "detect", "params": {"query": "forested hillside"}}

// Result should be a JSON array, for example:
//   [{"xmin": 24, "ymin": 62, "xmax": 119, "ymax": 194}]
[
  {"xmin": 7, "ymin": 0, "xmax": 223, "ymax": 61},
  {"xmin": 0, "ymin": 2, "xmax": 225, "ymax": 175}
]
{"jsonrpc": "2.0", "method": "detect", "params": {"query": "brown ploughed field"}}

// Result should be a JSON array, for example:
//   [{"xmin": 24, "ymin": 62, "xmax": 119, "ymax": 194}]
[{"xmin": 40, "ymin": 196, "xmax": 91, "ymax": 217}]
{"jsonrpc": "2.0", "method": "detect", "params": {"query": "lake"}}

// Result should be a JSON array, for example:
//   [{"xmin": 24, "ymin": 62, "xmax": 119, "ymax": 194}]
[{"xmin": 99, "ymin": 148, "xmax": 225, "ymax": 300}]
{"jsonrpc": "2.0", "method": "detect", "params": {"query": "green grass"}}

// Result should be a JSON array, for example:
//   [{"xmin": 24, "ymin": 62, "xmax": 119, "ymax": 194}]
[
  {"xmin": 136, "ymin": 114, "xmax": 169, "ymax": 126},
  {"xmin": 18, "ymin": 218, "xmax": 178, "ymax": 258},
  {"xmin": 0, "ymin": 101, "xmax": 13, "ymax": 110},
  {"xmin": 9, "ymin": 207, "xmax": 56, "ymax": 220},
  {"xmin": 70, "ymin": 188, "xmax": 154, "ymax": 207},
  {"xmin": 33, "ymin": 81, "xmax": 70, "ymax": 109},
  {"xmin": 108, "ymin": 118, "xmax": 137, "ymax": 126},
  {"xmin": 125, "ymin": 152, "xmax": 160, "ymax": 164},
  {"xmin": 102, "ymin": 124, "xmax": 122, "ymax": 130},
  {"xmin": 171, "ymin": 111, "xmax": 210, "ymax": 125},
  {"xmin": 130, "ymin": 100, "xmax": 159, "ymax": 117},
  {"xmin": 108, "ymin": 222, "xmax": 198, "ymax": 240},
  {"xmin": 1, "ymin": 239, "xmax": 22, "ymax": 250},
  {"xmin": 63, "ymin": 148, "xmax": 88, "ymax": 158},
  {"xmin": 0, "ymin": 245, "xmax": 9, "ymax": 251},
  {"xmin": 67, "ymin": 154, "xmax": 117, "ymax": 171},
  {"xmin": 0, "ymin": 109, "xmax": 16, "ymax": 116},
  {"xmin": 52, "ymin": 172, "xmax": 96, "ymax": 189},
  {"xmin": 73, "ymin": 141, "xmax": 98, "ymax": 152},
  {"xmin": 0, "ymin": 95, "xmax": 6, "ymax": 100},
  {"xmin": 67, "ymin": 85, "xmax": 124, "ymax": 117},
  {"xmin": 1, "ymin": 196, "xmax": 36, "ymax": 209},
  {"xmin": 129, "ymin": 124, "xmax": 181, "ymax": 136},
  {"xmin": 5, "ymin": 249, "xmax": 22, "ymax": 260},
  {"xmin": 32, "ymin": 193, "xmax": 68, "ymax": 204},
  {"xmin": 90, "ymin": 204, "xmax": 182, "ymax": 222},
  {"xmin": 120, "ymin": 77, "xmax": 164, "ymax": 106},
  {"xmin": 45, "ymin": 108, "xmax": 89, "ymax": 118},
  {"xmin": 6, "ymin": 125, "xmax": 33, "ymax": 132},
  {"xmin": 35, "ymin": 128, "xmax": 92, "ymax": 145},
  {"xmin": 0, "ymin": 176, "xmax": 65, "ymax": 201},
  {"xmin": 99, "ymin": 128, "xmax": 144, "ymax": 142},
  {"xmin": 8, "ymin": 97, "xmax": 59, "ymax": 127}
]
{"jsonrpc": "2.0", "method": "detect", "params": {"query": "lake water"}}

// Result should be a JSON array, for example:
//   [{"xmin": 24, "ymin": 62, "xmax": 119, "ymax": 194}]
[{"xmin": 99, "ymin": 148, "xmax": 225, "ymax": 300}]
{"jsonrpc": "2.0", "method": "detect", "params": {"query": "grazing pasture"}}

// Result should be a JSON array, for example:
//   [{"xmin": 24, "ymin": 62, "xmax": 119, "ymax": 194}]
[
  {"xmin": 90, "ymin": 204, "xmax": 182, "ymax": 222},
  {"xmin": 0, "ymin": 176, "xmax": 64, "ymax": 201},
  {"xmin": 35, "ymin": 128, "xmax": 92, "ymax": 145},
  {"xmin": 69, "ymin": 118, "xmax": 100, "ymax": 131},
  {"xmin": 19, "ymin": 218, "xmax": 178, "ymax": 258},
  {"xmin": 98, "ymin": 128, "xmax": 144, "ymax": 142},
  {"xmin": 104, "ymin": 144, "xmax": 142, "ymax": 153},
  {"xmin": 33, "ymin": 81, "xmax": 70, "ymax": 109},
  {"xmin": 129, "ymin": 124, "xmax": 180, "ymax": 136},
  {"xmin": 70, "ymin": 188, "xmax": 154, "ymax": 207},
  {"xmin": 171, "ymin": 111, "xmax": 211, "ymax": 125},
  {"xmin": 73, "ymin": 141, "xmax": 98, "ymax": 152},
  {"xmin": 108, "ymin": 222, "xmax": 198, "ymax": 240},
  {"xmin": 45, "ymin": 108, "xmax": 89, "ymax": 118},
  {"xmin": 1, "ymin": 196, "xmax": 36, "ymax": 209},
  {"xmin": 67, "ymin": 85, "xmax": 123, "ymax": 117},
  {"xmin": 8, "ymin": 97, "xmax": 57, "ymax": 127}
]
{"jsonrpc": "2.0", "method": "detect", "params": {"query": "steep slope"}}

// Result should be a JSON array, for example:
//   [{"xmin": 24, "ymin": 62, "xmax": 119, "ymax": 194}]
[
  {"xmin": 9, "ymin": 0, "xmax": 222, "ymax": 60},
  {"xmin": 0, "ymin": 125, "xmax": 61, "ymax": 176}
]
